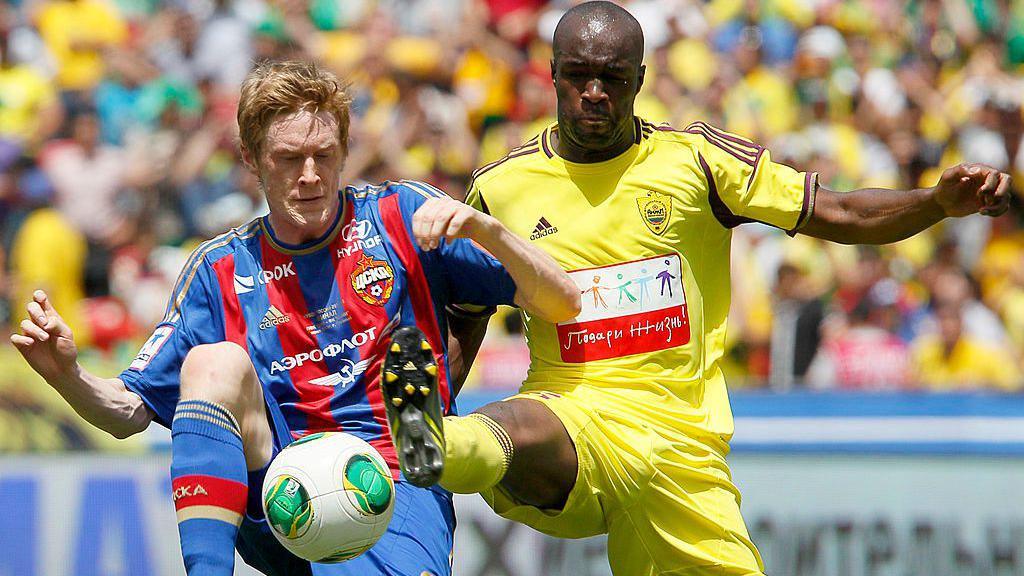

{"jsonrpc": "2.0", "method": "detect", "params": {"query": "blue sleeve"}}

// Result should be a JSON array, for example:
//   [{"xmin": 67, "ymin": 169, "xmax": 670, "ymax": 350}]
[
  {"xmin": 437, "ymin": 238, "xmax": 517, "ymax": 307},
  {"xmin": 391, "ymin": 180, "xmax": 517, "ymax": 308},
  {"xmin": 119, "ymin": 255, "xmax": 225, "ymax": 427}
]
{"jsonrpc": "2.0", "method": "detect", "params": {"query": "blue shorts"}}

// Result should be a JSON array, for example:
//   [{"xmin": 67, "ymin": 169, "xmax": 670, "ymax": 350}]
[{"xmin": 235, "ymin": 395, "xmax": 455, "ymax": 576}]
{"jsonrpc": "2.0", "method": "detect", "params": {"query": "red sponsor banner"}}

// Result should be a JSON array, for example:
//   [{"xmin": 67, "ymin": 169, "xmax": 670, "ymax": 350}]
[
  {"xmin": 557, "ymin": 305, "xmax": 690, "ymax": 362},
  {"xmin": 171, "ymin": 475, "xmax": 248, "ymax": 513}
]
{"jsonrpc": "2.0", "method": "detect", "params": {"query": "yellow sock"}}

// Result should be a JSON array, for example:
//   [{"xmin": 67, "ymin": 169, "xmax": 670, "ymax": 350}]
[{"xmin": 439, "ymin": 413, "xmax": 513, "ymax": 494}]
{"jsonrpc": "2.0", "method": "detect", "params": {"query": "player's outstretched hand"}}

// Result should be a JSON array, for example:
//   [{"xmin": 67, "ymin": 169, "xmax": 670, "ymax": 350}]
[
  {"xmin": 934, "ymin": 163, "xmax": 1012, "ymax": 218},
  {"xmin": 10, "ymin": 290, "xmax": 79, "ymax": 384},
  {"xmin": 412, "ymin": 196, "xmax": 491, "ymax": 251}
]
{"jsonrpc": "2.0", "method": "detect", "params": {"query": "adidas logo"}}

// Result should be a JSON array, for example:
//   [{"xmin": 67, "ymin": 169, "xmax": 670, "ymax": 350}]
[
  {"xmin": 259, "ymin": 306, "xmax": 291, "ymax": 330},
  {"xmin": 403, "ymin": 361, "xmax": 417, "ymax": 371},
  {"xmin": 529, "ymin": 217, "xmax": 558, "ymax": 241}
]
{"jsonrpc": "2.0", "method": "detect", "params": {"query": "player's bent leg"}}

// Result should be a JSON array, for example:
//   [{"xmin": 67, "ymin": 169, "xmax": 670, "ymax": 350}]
[
  {"xmin": 382, "ymin": 326, "xmax": 577, "ymax": 508},
  {"xmin": 474, "ymin": 398, "xmax": 578, "ymax": 509},
  {"xmin": 180, "ymin": 341, "xmax": 274, "ymax": 469},
  {"xmin": 173, "ymin": 342, "xmax": 273, "ymax": 576}
]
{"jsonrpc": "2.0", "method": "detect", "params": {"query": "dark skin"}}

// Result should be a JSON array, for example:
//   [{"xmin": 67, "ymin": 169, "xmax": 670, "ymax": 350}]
[
  {"xmin": 444, "ymin": 309, "xmax": 491, "ymax": 395},
  {"xmin": 460, "ymin": 1, "xmax": 1012, "ymax": 511},
  {"xmin": 801, "ymin": 163, "xmax": 1012, "ymax": 243},
  {"xmin": 549, "ymin": 8, "xmax": 645, "ymax": 163},
  {"xmin": 470, "ymin": 2, "xmax": 652, "ymax": 510}
]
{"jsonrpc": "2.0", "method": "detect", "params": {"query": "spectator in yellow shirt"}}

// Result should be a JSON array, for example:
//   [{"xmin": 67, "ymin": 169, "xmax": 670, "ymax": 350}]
[
  {"xmin": 6, "ymin": 158, "xmax": 89, "ymax": 344},
  {"xmin": 912, "ymin": 302, "xmax": 1021, "ymax": 391},
  {"xmin": 0, "ymin": 12, "xmax": 62, "ymax": 148},
  {"xmin": 722, "ymin": 26, "xmax": 799, "ymax": 140},
  {"xmin": 35, "ymin": 0, "xmax": 127, "ymax": 92}
]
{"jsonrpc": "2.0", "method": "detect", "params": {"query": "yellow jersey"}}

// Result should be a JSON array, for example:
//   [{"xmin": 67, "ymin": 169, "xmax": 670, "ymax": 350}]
[
  {"xmin": 468, "ymin": 117, "xmax": 815, "ymax": 445},
  {"xmin": 0, "ymin": 65, "xmax": 56, "ymax": 143},
  {"xmin": 912, "ymin": 336, "xmax": 1022, "ymax": 391},
  {"xmin": 37, "ymin": 0, "xmax": 127, "ymax": 90}
]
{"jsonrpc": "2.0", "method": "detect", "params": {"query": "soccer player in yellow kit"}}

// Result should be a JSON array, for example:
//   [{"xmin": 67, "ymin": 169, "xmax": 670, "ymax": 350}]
[{"xmin": 381, "ymin": 2, "xmax": 1012, "ymax": 574}]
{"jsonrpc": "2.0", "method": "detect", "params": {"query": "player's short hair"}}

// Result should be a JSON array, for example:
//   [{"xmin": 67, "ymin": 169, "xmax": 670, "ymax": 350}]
[{"xmin": 237, "ymin": 60, "xmax": 352, "ymax": 159}]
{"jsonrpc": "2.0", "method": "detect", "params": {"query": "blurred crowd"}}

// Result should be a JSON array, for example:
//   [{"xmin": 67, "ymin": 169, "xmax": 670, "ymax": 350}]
[{"xmin": 1, "ymin": 0, "xmax": 1023, "ymax": 393}]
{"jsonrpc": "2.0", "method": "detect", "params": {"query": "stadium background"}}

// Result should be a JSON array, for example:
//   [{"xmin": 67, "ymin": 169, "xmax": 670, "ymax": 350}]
[{"xmin": 1, "ymin": 0, "xmax": 1024, "ymax": 574}]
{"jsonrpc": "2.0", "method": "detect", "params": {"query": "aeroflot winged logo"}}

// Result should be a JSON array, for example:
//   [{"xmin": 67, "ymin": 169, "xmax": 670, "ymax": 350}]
[
  {"xmin": 307, "ymin": 358, "xmax": 373, "ymax": 387},
  {"xmin": 350, "ymin": 254, "xmax": 394, "ymax": 306}
]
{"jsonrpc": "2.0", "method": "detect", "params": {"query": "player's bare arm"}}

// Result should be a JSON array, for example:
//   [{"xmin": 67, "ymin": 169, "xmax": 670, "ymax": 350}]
[
  {"xmin": 10, "ymin": 290, "xmax": 153, "ymax": 438},
  {"xmin": 800, "ymin": 163, "xmax": 1011, "ymax": 245},
  {"xmin": 412, "ymin": 195, "xmax": 582, "ymax": 323},
  {"xmin": 445, "ymin": 307, "xmax": 493, "ymax": 396}
]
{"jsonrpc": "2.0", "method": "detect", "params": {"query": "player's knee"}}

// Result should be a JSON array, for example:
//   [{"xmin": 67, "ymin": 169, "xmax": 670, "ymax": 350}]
[
  {"xmin": 479, "ymin": 399, "xmax": 577, "ymax": 508},
  {"xmin": 478, "ymin": 401, "xmax": 533, "ymax": 450},
  {"xmin": 180, "ymin": 342, "xmax": 260, "ymax": 414},
  {"xmin": 480, "ymin": 399, "xmax": 572, "ymax": 463}
]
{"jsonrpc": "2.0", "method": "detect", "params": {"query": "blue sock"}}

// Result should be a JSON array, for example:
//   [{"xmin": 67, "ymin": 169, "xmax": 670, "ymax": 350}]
[
  {"xmin": 245, "ymin": 461, "xmax": 272, "ymax": 521},
  {"xmin": 171, "ymin": 400, "xmax": 248, "ymax": 576}
]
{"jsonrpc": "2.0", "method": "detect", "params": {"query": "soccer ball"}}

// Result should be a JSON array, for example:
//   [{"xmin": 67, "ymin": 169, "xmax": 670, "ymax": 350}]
[{"xmin": 261, "ymin": 431, "xmax": 395, "ymax": 563}]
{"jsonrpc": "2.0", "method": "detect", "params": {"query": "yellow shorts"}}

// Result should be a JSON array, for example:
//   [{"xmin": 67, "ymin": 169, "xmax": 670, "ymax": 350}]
[{"xmin": 480, "ymin": 385, "xmax": 764, "ymax": 576}]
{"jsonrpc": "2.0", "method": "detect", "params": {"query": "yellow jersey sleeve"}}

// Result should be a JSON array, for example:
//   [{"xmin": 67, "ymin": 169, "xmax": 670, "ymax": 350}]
[
  {"xmin": 687, "ymin": 122, "xmax": 815, "ymax": 234},
  {"xmin": 465, "ymin": 180, "xmax": 486, "ymax": 213}
]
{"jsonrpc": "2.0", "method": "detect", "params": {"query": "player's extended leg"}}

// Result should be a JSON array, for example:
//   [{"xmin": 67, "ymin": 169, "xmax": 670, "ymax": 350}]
[
  {"xmin": 173, "ymin": 342, "xmax": 274, "ymax": 576},
  {"xmin": 382, "ymin": 326, "xmax": 577, "ymax": 509}
]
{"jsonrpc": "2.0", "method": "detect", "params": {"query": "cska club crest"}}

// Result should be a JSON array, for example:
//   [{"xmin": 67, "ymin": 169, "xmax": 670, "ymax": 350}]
[
  {"xmin": 636, "ymin": 190, "xmax": 672, "ymax": 235},
  {"xmin": 350, "ymin": 254, "xmax": 394, "ymax": 306}
]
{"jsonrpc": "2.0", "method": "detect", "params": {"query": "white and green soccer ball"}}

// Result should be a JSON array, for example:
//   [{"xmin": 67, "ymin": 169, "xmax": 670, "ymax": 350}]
[{"xmin": 261, "ymin": 431, "xmax": 395, "ymax": 563}]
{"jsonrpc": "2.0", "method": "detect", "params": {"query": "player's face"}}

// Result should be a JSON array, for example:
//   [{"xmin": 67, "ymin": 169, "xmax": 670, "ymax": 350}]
[
  {"xmin": 552, "ymin": 35, "xmax": 644, "ymax": 157},
  {"xmin": 246, "ymin": 109, "xmax": 346, "ymax": 242}
]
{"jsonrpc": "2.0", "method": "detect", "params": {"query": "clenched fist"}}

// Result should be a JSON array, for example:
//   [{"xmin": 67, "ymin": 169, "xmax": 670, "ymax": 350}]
[{"xmin": 411, "ymin": 196, "xmax": 496, "ymax": 251}]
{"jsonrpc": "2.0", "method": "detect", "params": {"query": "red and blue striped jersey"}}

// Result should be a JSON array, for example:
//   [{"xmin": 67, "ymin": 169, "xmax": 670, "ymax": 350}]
[{"xmin": 120, "ymin": 181, "xmax": 517, "ymax": 474}]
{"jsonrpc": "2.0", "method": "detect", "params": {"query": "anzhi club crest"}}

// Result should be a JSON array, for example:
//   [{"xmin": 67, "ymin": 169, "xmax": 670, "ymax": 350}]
[
  {"xmin": 636, "ymin": 190, "xmax": 671, "ymax": 235},
  {"xmin": 350, "ymin": 254, "xmax": 394, "ymax": 306}
]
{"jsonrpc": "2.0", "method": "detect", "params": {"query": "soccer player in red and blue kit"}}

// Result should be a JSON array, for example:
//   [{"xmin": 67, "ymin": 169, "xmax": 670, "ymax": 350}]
[{"xmin": 11, "ymin": 60, "xmax": 580, "ymax": 576}]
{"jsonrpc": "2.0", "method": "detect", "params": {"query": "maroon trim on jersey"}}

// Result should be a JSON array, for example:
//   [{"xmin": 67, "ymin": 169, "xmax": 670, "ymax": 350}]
[
  {"xmin": 700, "ymin": 152, "xmax": 757, "ymax": 229},
  {"xmin": 471, "ymin": 135, "xmax": 540, "ymax": 181},
  {"xmin": 745, "ymin": 146, "xmax": 766, "ymax": 191},
  {"xmin": 639, "ymin": 118, "xmax": 654, "ymax": 138},
  {"xmin": 682, "ymin": 123, "xmax": 759, "ymax": 167},
  {"xmin": 378, "ymin": 194, "xmax": 451, "ymax": 413},
  {"xmin": 689, "ymin": 121, "xmax": 761, "ymax": 150},
  {"xmin": 787, "ymin": 171, "xmax": 818, "ymax": 237},
  {"xmin": 475, "ymin": 191, "xmax": 492, "ymax": 215},
  {"xmin": 473, "ymin": 146, "xmax": 540, "ymax": 180},
  {"xmin": 330, "ymin": 197, "xmax": 399, "ymax": 477},
  {"xmin": 211, "ymin": 254, "xmax": 248, "ymax": 348},
  {"xmin": 541, "ymin": 127, "xmax": 555, "ymax": 158},
  {"xmin": 259, "ymin": 236, "xmax": 337, "ymax": 433}
]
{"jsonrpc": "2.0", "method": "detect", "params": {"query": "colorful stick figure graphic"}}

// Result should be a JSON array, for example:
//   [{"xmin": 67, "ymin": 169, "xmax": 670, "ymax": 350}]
[
  {"xmin": 657, "ymin": 259, "xmax": 677, "ymax": 298},
  {"xmin": 583, "ymin": 275, "xmax": 610, "ymax": 309},
  {"xmin": 633, "ymin": 268, "xmax": 654, "ymax": 307},
  {"xmin": 613, "ymin": 273, "xmax": 637, "ymax": 305}
]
